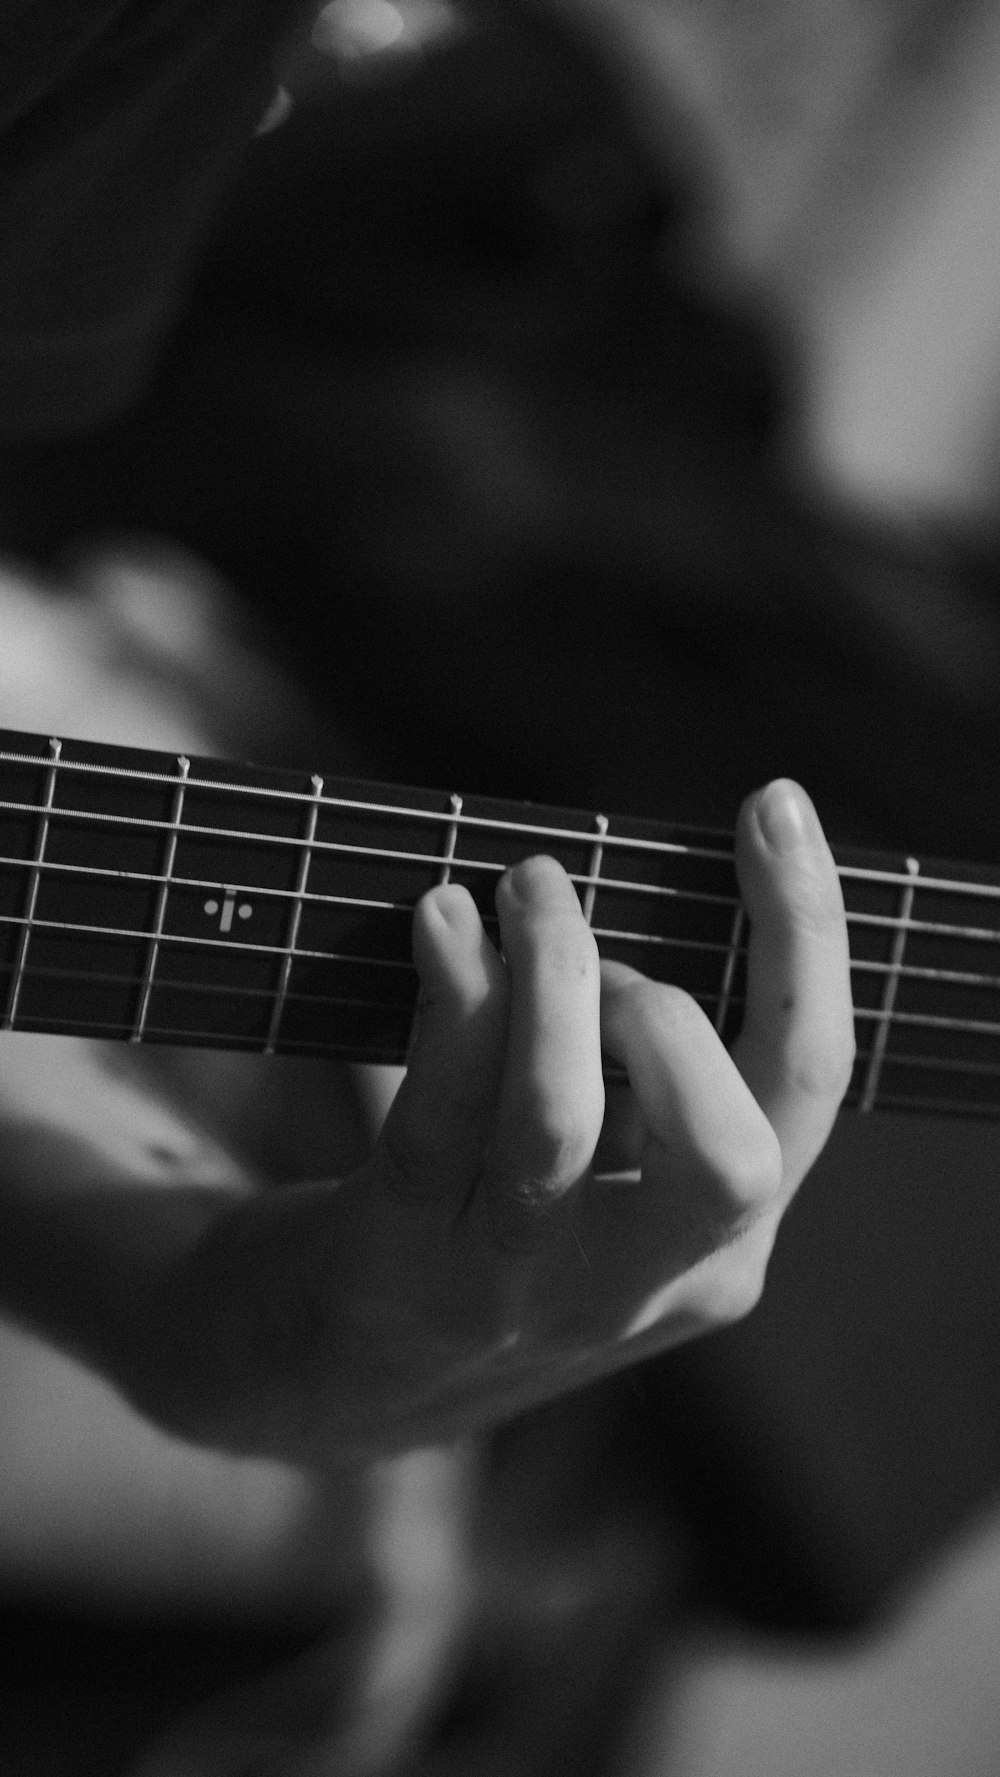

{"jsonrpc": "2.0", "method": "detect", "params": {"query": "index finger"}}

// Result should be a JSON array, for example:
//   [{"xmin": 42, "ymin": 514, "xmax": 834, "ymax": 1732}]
[{"xmin": 730, "ymin": 779, "xmax": 855, "ymax": 1190}]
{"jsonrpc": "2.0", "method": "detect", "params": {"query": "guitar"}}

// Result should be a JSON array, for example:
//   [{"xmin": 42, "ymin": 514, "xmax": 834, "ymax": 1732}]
[{"xmin": 1, "ymin": 724, "xmax": 998, "ymax": 1119}]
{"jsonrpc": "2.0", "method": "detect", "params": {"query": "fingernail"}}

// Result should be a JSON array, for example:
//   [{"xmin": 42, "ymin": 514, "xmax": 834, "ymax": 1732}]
[
  {"xmin": 501, "ymin": 855, "xmax": 568, "ymax": 906},
  {"xmin": 425, "ymin": 882, "xmax": 477, "ymax": 934},
  {"xmin": 754, "ymin": 779, "xmax": 815, "ymax": 852}
]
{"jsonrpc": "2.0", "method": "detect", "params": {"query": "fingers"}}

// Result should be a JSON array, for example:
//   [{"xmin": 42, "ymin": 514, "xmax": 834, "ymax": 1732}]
[
  {"xmin": 379, "ymin": 884, "xmax": 508, "ymax": 1202},
  {"xmin": 487, "ymin": 857, "xmax": 604, "ymax": 1246},
  {"xmin": 731, "ymin": 779, "xmax": 855, "ymax": 1189},
  {"xmin": 524, "ymin": 963, "xmax": 783, "ymax": 1353},
  {"xmin": 598, "ymin": 961, "xmax": 781, "ymax": 1230},
  {"xmin": 379, "ymin": 857, "xmax": 607, "ymax": 1251}
]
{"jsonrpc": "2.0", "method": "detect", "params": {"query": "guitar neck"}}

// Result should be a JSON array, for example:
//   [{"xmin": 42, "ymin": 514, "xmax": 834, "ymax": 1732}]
[{"xmin": 1, "ymin": 727, "xmax": 998, "ymax": 1120}]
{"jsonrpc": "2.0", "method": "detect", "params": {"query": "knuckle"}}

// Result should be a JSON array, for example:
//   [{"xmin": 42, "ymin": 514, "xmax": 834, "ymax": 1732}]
[
  {"xmin": 514, "ymin": 1085, "xmax": 602, "ymax": 1184},
  {"xmin": 788, "ymin": 1028, "xmax": 857, "ymax": 1105},
  {"xmin": 700, "ymin": 1227, "xmax": 776, "ymax": 1326},
  {"xmin": 716, "ymin": 1122, "xmax": 784, "ymax": 1215},
  {"xmin": 486, "ymin": 1186, "xmax": 560, "ymax": 1256},
  {"xmin": 782, "ymin": 862, "xmax": 846, "ymax": 936},
  {"xmin": 620, "ymin": 975, "xmax": 706, "ymax": 1042},
  {"xmin": 541, "ymin": 925, "xmax": 601, "ymax": 994}
]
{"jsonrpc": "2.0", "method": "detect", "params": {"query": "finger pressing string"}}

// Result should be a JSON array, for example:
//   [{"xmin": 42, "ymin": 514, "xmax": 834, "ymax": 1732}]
[
  {"xmin": 731, "ymin": 779, "xmax": 855, "ymax": 1190},
  {"xmin": 599, "ymin": 961, "xmax": 780, "ymax": 1222},
  {"xmin": 379, "ymin": 884, "xmax": 508, "ymax": 1203},
  {"xmin": 486, "ymin": 856, "xmax": 604, "ymax": 1247}
]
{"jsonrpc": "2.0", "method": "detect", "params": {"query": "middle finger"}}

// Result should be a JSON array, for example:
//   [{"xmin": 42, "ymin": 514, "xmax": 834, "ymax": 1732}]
[{"xmin": 485, "ymin": 856, "xmax": 604, "ymax": 1248}]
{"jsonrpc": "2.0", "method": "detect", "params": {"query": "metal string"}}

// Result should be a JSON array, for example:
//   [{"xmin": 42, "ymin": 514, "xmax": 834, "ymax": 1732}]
[
  {"xmin": 2, "ymin": 745, "xmax": 1000, "ymax": 897},
  {"xmin": 1, "ymin": 850, "xmax": 1000, "ymax": 988},
  {"xmin": 2, "ymin": 909, "xmax": 1000, "ymax": 1042},
  {"xmin": 2, "ymin": 745, "xmax": 1000, "ymax": 1088}
]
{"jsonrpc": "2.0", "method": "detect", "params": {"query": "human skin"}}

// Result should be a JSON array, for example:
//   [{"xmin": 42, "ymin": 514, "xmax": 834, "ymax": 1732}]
[{"xmin": 121, "ymin": 777, "xmax": 855, "ymax": 1468}]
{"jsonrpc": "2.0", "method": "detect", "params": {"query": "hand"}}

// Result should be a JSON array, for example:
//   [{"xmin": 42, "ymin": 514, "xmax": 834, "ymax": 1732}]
[{"xmin": 149, "ymin": 779, "xmax": 853, "ymax": 1467}]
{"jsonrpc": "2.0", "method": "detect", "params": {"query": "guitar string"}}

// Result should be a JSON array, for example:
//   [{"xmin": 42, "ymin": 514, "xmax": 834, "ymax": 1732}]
[
  {"xmin": 2, "ymin": 759, "xmax": 1000, "ymax": 899},
  {"xmin": 2, "ymin": 891, "xmax": 1000, "ymax": 993},
  {"xmin": 6, "ymin": 945, "xmax": 998, "ymax": 1055},
  {"xmin": 2, "ymin": 991, "xmax": 984, "ymax": 1119},
  {"xmin": 2, "ymin": 850, "xmax": 1000, "ymax": 1000},
  {"xmin": 3, "ymin": 909, "xmax": 1000, "ymax": 1052},
  {"xmin": 0, "ymin": 832, "xmax": 743, "ymax": 910},
  {"xmin": 1, "ymin": 773, "xmax": 999, "ymax": 1038},
  {"xmin": 3, "ymin": 750, "xmax": 996, "ymax": 900},
  {"xmin": 8, "ymin": 946, "xmax": 1000, "ymax": 1046},
  {"xmin": 2, "ymin": 822, "xmax": 1000, "ymax": 946},
  {"xmin": 3, "ymin": 752, "xmax": 998, "ymax": 1102},
  {"xmin": 8, "ymin": 984, "xmax": 1000, "ymax": 1106}
]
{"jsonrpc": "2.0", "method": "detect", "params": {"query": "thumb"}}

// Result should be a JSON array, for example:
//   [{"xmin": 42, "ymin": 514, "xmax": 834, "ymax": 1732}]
[{"xmin": 378, "ymin": 886, "xmax": 509, "ymax": 1202}]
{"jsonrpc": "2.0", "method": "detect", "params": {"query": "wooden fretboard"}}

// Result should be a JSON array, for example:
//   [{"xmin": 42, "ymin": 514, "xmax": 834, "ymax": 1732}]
[{"xmin": 1, "ymin": 728, "xmax": 999, "ymax": 1119}]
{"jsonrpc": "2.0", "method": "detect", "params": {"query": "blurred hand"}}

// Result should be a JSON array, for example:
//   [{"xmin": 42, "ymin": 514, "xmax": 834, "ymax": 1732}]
[{"xmin": 150, "ymin": 778, "xmax": 853, "ymax": 1466}]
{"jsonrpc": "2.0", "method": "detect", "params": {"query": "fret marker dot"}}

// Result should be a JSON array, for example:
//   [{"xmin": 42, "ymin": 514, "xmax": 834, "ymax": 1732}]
[
  {"xmin": 238, "ymin": 904, "xmax": 252, "ymax": 920},
  {"xmin": 204, "ymin": 899, "xmax": 218, "ymax": 915}
]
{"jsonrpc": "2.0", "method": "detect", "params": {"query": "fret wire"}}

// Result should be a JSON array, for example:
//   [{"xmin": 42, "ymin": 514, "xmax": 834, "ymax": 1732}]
[
  {"xmin": 714, "ymin": 903, "xmax": 746, "ymax": 1036},
  {"xmin": 3, "ymin": 738, "xmax": 61, "ymax": 1030},
  {"xmin": 407, "ymin": 793, "xmax": 464, "ymax": 1065},
  {"xmin": 859, "ymin": 858, "xmax": 920, "ymax": 1113},
  {"xmin": 132, "ymin": 756, "xmax": 190, "ymax": 1041},
  {"xmin": 264, "ymin": 774, "xmax": 324, "ymax": 1055},
  {"xmin": 582, "ymin": 815, "xmax": 609, "ymax": 925},
  {"xmin": 438, "ymin": 794, "xmax": 463, "ymax": 886}
]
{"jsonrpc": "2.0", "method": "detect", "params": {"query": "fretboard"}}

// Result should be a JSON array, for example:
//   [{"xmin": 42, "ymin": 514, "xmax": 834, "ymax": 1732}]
[{"xmin": 1, "ymin": 728, "xmax": 999, "ymax": 1119}]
